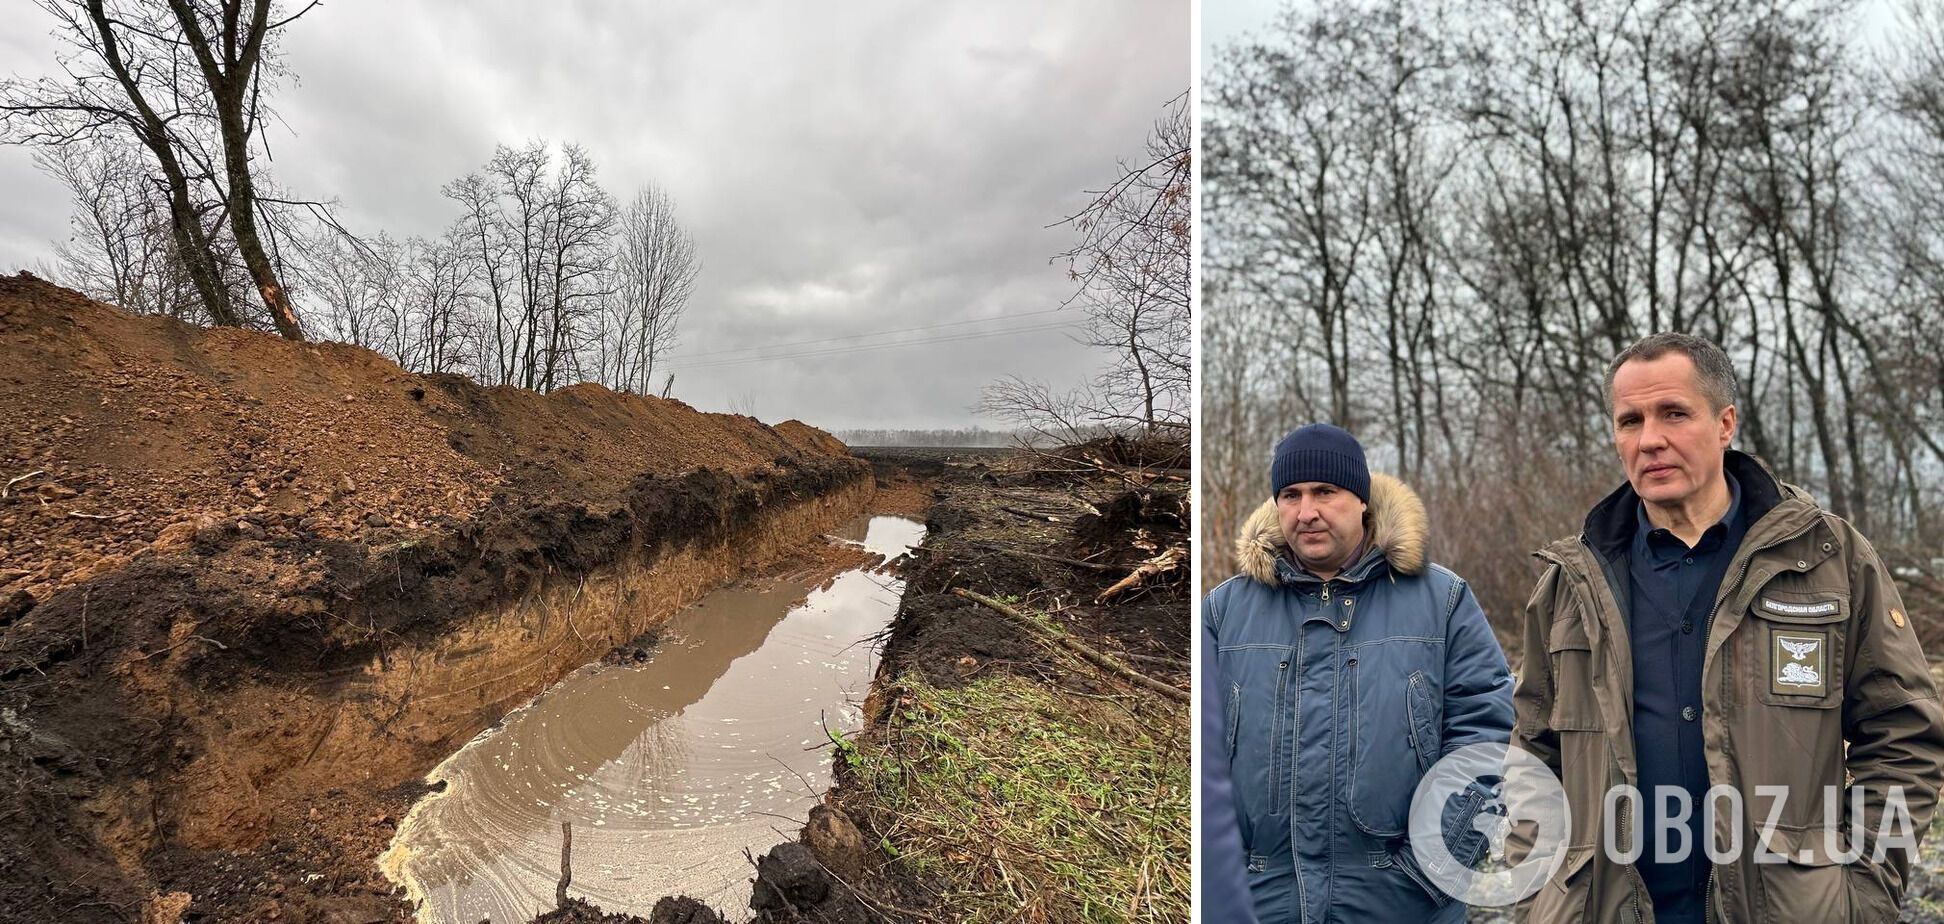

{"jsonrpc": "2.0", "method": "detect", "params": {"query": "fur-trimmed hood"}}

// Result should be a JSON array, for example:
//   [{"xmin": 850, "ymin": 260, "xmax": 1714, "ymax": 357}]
[{"xmin": 1233, "ymin": 472, "xmax": 1428, "ymax": 585}]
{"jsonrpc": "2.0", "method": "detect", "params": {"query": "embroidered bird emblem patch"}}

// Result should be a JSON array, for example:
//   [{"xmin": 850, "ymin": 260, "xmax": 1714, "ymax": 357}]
[{"xmin": 1772, "ymin": 632, "xmax": 1826, "ymax": 696}]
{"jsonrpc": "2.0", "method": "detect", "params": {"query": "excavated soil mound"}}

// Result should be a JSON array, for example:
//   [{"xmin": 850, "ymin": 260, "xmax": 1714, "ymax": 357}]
[
  {"xmin": 0, "ymin": 272, "xmax": 835, "ymax": 606},
  {"xmin": 0, "ymin": 274, "xmax": 868, "ymax": 923}
]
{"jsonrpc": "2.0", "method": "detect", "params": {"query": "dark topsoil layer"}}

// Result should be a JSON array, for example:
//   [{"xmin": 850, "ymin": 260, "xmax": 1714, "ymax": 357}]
[
  {"xmin": 0, "ymin": 275, "xmax": 868, "ymax": 924},
  {"xmin": 575, "ymin": 445, "xmax": 1191, "ymax": 924}
]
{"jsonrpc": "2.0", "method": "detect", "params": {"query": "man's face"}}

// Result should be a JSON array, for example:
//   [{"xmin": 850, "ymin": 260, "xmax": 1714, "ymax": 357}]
[
  {"xmin": 1611, "ymin": 353, "xmax": 1736, "ymax": 508},
  {"xmin": 1276, "ymin": 481, "xmax": 1367, "ymax": 576}
]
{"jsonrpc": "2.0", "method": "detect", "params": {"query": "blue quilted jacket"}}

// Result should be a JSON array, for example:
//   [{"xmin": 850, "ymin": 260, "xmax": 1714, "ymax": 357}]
[{"xmin": 1203, "ymin": 474, "xmax": 1514, "ymax": 923}]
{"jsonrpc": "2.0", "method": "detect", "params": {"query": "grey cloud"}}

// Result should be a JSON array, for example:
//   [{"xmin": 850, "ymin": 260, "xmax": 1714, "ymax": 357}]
[{"xmin": 0, "ymin": 0, "xmax": 1186, "ymax": 430}]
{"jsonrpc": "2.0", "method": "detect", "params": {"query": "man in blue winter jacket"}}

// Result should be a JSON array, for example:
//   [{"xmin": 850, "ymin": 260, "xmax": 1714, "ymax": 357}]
[{"xmin": 1202, "ymin": 423, "xmax": 1515, "ymax": 922}]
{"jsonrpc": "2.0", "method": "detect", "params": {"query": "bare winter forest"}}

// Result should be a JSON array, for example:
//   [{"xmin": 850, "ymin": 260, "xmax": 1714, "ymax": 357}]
[
  {"xmin": 1204, "ymin": 0, "xmax": 1944, "ymax": 635},
  {"xmin": 3, "ymin": 3, "xmax": 701, "ymax": 397}
]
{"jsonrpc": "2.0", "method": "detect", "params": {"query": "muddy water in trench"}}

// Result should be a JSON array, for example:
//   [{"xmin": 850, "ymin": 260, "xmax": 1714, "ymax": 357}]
[{"xmin": 381, "ymin": 515, "xmax": 926, "ymax": 923}]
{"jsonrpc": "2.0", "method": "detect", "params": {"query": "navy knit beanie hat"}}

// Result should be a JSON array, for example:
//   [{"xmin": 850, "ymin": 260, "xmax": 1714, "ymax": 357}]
[{"xmin": 1270, "ymin": 424, "xmax": 1370, "ymax": 503}]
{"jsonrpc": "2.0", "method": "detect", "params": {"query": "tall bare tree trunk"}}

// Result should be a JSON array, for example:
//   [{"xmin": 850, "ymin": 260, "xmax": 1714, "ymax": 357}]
[
  {"xmin": 167, "ymin": 0, "xmax": 304, "ymax": 340},
  {"xmin": 80, "ymin": 0, "xmax": 240, "ymax": 328}
]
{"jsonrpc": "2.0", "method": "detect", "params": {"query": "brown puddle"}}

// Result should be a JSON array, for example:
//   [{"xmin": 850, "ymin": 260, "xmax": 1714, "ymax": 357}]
[{"xmin": 379, "ymin": 515, "xmax": 927, "ymax": 923}]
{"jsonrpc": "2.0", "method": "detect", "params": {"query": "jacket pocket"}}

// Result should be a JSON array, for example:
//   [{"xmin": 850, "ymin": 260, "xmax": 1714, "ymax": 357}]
[
  {"xmin": 1546, "ymin": 615, "xmax": 1604, "ymax": 731},
  {"xmin": 1406, "ymin": 670, "xmax": 1439, "ymax": 776},
  {"xmin": 1525, "ymin": 843, "xmax": 1595, "ymax": 923},
  {"xmin": 1753, "ymin": 825, "xmax": 1853, "ymax": 923},
  {"xmin": 1218, "ymin": 643, "xmax": 1293, "ymax": 854},
  {"xmin": 1224, "ymin": 677, "xmax": 1255, "ymax": 852},
  {"xmin": 1845, "ymin": 858, "xmax": 1900, "ymax": 924},
  {"xmin": 1749, "ymin": 589, "xmax": 1848, "ymax": 710},
  {"xmin": 1347, "ymin": 655, "xmax": 1406, "ymax": 836},
  {"xmin": 1346, "ymin": 643, "xmax": 1443, "ymax": 838}
]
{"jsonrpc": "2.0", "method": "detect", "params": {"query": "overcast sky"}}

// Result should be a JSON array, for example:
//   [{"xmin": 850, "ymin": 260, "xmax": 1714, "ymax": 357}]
[{"xmin": 0, "ymin": 2, "xmax": 1188, "ymax": 431}]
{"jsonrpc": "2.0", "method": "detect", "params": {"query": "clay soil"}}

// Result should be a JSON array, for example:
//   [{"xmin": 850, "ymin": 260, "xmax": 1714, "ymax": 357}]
[{"xmin": 0, "ymin": 274, "xmax": 870, "ymax": 923}]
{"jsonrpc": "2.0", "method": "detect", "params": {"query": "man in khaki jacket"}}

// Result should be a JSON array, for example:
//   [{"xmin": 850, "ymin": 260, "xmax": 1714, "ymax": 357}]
[{"xmin": 1514, "ymin": 333, "xmax": 1944, "ymax": 922}]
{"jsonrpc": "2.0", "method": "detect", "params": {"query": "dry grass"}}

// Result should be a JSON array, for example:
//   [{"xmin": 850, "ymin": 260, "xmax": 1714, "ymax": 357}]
[{"xmin": 841, "ymin": 672, "xmax": 1189, "ymax": 923}]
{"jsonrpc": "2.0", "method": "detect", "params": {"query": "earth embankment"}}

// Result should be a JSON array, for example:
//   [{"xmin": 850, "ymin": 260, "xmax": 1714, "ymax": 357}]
[{"xmin": 0, "ymin": 273, "xmax": 872, "ymax": 923}]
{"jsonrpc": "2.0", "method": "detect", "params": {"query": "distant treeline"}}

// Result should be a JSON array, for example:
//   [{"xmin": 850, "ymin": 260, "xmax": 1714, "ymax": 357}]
[{"xmin": 837, "ymin": 427, "xmax": 1066, "ymax": 448}]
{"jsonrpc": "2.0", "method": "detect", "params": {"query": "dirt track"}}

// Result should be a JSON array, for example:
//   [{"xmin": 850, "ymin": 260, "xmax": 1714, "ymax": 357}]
[{"xmin": 0, "ymin": 274, "xmax": 873, "ymax": 923}]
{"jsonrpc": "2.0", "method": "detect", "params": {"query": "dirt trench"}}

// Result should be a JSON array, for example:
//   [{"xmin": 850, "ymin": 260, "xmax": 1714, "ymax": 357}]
[
  {"xmin": 0, "ymin": 274, "xmax": 880, "ymax": 923},
  {"xmin": 1, "ymin": 455, "xmax": 875, "ymax": 924},
  {"xmin": 590, "ymin": 445, "xmax": 1194, "ymax": 924}
]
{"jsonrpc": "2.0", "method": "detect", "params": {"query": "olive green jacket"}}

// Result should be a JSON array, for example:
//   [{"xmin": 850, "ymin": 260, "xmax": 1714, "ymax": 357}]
[{"xmin": 1514, "ymin": 451, "xmax": 1944, "ymax": 923}]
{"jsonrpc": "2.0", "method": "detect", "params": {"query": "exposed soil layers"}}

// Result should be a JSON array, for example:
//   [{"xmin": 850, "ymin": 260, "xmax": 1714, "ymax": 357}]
[{"xmin": 0, "ymin": 275, "xmax": 873, "ymax": 923}]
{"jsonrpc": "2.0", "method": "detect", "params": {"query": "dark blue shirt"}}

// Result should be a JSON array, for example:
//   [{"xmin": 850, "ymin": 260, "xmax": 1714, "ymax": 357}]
[{"xmin": 1626, "ymin": 472, "xmax": 1743, "ymax": 923}]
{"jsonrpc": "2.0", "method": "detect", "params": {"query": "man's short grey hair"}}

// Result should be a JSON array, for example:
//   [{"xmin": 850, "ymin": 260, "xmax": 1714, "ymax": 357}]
[{"xmin": 1604, "ymin": 332, "xmax": 1738, "ymax": 413}]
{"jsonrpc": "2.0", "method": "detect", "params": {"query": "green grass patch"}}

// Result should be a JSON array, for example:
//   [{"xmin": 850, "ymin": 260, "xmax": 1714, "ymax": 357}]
[{"xmin": 849, "ymin": 672, "xmax": 1188, "ymax": 923}]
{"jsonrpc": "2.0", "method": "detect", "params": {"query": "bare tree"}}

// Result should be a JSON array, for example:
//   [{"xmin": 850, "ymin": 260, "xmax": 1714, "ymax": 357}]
[
  {"xmin": 1, "ymin": 0, "xmax": 322, "ymax": 338},
  {"xmin": 535, "ymin": 144, "xmax": 615, "ymax": 391},
  {"xmin": 975, "ymin": 376, "xmax": 1101, "ymax": 448},
  {"xmin": 1205, "ymin": 0, "xmax": 1944, "ymax": 629},
  {"xmin": 406, "ymin": 230, "xmax": 474, "ymax": 376},
  {"xmin": 443, "ymin": 167, "xmax": 522, "ymax": 386},
  {"xmin": 298, "ymin": 229, "xmax": 395, "ymax": 351},
  {"xmin": 434, "ymin": 141, "xmax": 623, "ymax": 392},
  {"xmin": 605, "ymin": 185, "xmax": 700, "ymax": 394},
  {"xmin": 34, "ymin": 142, "xmax": 206, "ymax": 320},
  {"xmin": 163, "ymin": 0, "xmax": 314, "ymax": 339},
  {"xmin": 1057, "ymin": 93, "xmax": 1192, "ymax": 434},
  {"xmin": 3, "ymin": 1, "xmax": 240, "ymax": 327},
  {"xmin": 981, "ymin": 94, "xmax": 1191, "ymax": 443}
]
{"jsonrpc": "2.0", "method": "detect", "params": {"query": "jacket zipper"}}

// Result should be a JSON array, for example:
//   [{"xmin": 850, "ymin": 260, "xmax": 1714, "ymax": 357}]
[
  {"xmin": 1574, "ymin": 538, "xmax": 1651, "ymax": 922},
  {"xmin": 1620, "ymin": 793, "xmax": 1644, "ymax": 922},
  {"xmin": 1274, "ymin": 658, "xmax": 1290, "ymax": 814}
]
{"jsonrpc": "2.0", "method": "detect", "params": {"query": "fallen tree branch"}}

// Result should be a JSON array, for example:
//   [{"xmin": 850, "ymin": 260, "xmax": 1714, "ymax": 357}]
[
  {"xmin": 999, "ymin": 506, "xmax": 1062, "ymax": 524},
  {"xmin": 1095, "ymin": 546, "xmax": 1186, "ymax": 605},
  {"xmin": 971, "ymin": 543, "xmax": 1118, "ymax": 572},
  {"xmin": 1121, "ymin": 651, "xmax": 1191, "ymax": 670},
  {"xmin": 950, "ymin": 588, "xmax": 1187, "ymax": 703},
  {"xmin": 1021, "ymin": 444, "xmax": 1189, "ymax": 487}
]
